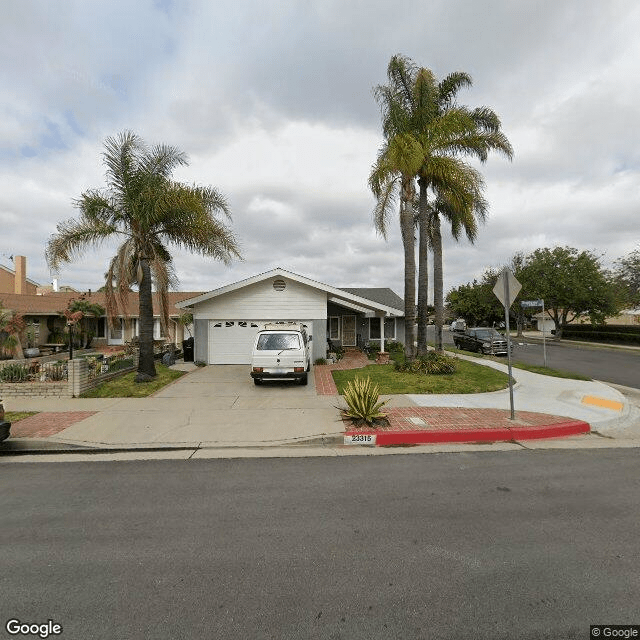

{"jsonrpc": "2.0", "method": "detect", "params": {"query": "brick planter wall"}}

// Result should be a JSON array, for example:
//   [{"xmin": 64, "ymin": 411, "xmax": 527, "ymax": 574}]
[
  {"xmin": 0, "ymin": 382, "xmax": 69, "ymax": 397},
  {"xmin": 0, "ymin": 356, "xmax": 137, "ymax": 398}
]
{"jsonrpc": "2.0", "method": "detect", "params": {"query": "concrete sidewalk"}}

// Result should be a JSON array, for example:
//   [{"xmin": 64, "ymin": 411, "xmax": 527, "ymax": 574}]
[{"xmin": 2, "ymin": 355, "xmax": 638, "ymax": 459}]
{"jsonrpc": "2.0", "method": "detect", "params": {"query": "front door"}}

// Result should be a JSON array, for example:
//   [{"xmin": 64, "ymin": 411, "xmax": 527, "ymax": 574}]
[{"xmin": 342, "ymin": 315, "xmax": 356, "ymax": 347}]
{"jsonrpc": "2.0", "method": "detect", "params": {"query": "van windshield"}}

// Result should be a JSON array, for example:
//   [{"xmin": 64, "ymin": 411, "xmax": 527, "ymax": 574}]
[{"xmin": 257, "ymin": 333, "xmax": 301, "ymax": 350}]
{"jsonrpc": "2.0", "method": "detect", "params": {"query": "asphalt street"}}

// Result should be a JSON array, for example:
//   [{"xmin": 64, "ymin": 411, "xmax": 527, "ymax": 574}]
[
  {"xmin": 430, "ymin": 327, "xmax": 639, "ymax": 389},
  {"xmin": 1, "ymin": 451, "xmax": 639, "ymax": 639}
]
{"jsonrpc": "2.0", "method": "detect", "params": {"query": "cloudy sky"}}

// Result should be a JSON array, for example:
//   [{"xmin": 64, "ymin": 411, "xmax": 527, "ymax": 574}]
[{"xmin": 1, "ymin": 0, "xmax": 639, "ymax": 300}]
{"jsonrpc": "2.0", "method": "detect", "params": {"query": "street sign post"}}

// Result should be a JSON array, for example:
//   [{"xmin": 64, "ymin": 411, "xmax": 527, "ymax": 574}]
[
  {"xmin": 493, "ymin": 268, "xmax": 522, "ymax": 419},
  {"xmin": 520, "ymin": 299, "xmax": 547, "ymax": 367}
]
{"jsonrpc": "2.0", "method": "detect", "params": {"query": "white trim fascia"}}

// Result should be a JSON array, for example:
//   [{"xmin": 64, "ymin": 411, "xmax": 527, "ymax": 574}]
[{"xmin": 177, "ymin": 267, "xmax": 404, "ymax": 316}]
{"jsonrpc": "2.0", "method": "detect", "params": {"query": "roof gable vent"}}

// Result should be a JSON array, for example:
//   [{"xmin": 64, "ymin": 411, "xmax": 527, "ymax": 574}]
[{"xmin": 273, "ymin": 279, "xmax": 286, "ymax": 292}]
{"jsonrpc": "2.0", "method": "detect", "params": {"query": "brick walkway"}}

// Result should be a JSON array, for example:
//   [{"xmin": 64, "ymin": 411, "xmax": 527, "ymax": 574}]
[
  {"xmin": 315, "ymin": 350, "xmax": 371, "ymax": 395},
  {"xmin": 383, "ymin": 407, "xmax": 578, "ymax": 431},
  {"xmin": 9, "ymin": 412, "xmax": 96, "ymax": 439},
  {"xmin": 344, "ymin": 407, "xmax": 590, "ymax": 444}
]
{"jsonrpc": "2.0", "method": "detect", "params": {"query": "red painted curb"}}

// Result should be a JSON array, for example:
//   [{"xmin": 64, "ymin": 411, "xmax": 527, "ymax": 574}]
[{"xmin": 345, "ymin": 420, "xmax": 590, "ymax": 446}]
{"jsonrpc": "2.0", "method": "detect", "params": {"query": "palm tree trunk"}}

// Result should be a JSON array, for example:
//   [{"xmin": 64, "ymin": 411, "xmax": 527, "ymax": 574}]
[
  {"xmin": 416, "ymin": 177, "xmax": 429, "ymax": 356},
  {"xmin": 432, "ymin": 214, "xmax": 444, "ymax": 352},
  {"xmin": 136, "ymin": 258, "xmax": 157, "ymax": 380},
  {"xmin": 400, "ymin": 176, "xmax": 416, "ymax": 361}
]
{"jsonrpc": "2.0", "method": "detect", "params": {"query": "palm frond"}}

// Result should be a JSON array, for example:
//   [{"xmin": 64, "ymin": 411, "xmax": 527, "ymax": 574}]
[
  {"xmin": 45, "ymin": 216, "xmax": 118, "ymax": 272},
  {"xmin": 438, "ymin": 72, "xmax": 472, "ymax": 107}
]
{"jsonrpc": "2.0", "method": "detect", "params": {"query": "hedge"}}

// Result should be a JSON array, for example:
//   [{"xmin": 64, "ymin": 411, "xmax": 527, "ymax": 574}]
[{"xmin": 560, "ymin": 324, "xmax": 640, "ymax": 345}]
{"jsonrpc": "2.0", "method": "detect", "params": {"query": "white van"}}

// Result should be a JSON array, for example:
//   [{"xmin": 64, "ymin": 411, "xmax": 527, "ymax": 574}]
[{"xmin": 250, "ymin": 322, "xmax": 312, "ymax": 385}]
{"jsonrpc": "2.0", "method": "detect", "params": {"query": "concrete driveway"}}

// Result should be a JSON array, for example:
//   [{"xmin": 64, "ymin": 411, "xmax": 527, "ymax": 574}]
[{"xmin": 48, "ymin": 365, "xmax": 344, "ymax": 448}]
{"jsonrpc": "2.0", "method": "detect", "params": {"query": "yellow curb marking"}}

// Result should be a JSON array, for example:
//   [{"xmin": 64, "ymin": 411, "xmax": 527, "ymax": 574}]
[{"xmin": 581, "ymin": 396, "xmax": 624, "ymax": 411}]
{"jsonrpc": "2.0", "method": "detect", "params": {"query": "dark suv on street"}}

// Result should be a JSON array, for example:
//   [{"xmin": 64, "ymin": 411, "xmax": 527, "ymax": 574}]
[{"xmin": 453, "ymin": 327, "xmax": 511, "ymax": 356}]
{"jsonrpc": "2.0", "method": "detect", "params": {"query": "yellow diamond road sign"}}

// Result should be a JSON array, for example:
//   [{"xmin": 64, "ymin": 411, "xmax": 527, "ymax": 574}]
[{"xmin": 493, "ymin": 268, "xmax": 522, "ymax": 308}]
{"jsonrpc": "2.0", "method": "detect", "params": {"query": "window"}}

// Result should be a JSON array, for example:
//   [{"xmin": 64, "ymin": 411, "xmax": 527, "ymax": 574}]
[
  {"xmin": 153, "ymin": 319, "xmax": 166, "ymax": 340},
  {"xmin": 329, "ymin": 317, "xmax": 340, "ymax": 340},
  {"xmin": 369, "ymin": 317, "xmax": 396, "ymax": 340},
  {"xmin": 257, "ymin": 333, "xmax": 300, "ymax": 350},
  {"xmin": 384, "ymin": 318, "xmax": 396, "ymax": 339},
  {"xmin": 369, "ymin": 318, "xmax": 381, "ymax": 340}
]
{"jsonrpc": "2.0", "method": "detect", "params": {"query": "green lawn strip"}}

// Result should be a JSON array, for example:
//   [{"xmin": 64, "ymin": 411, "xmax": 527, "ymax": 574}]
[
  {"xmin": 440, "ymin": 344, "xmax": 591, "ymax": 380},
  {"xmin": 5, "ymin": 411, "xmax": 38, "ymax": 423},
  {"xmin": 80, "ymin": 364, "xmax": 186, "ymax": 398},
  {"xmin": 332, "ymin": 361, "xmax": 509, "ymax": 395}
]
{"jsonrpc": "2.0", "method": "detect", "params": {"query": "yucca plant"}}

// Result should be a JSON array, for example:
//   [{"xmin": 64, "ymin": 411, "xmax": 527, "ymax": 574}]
[{"xmin": 340, "ymin": 376, "xmax": 389, "ymax": 428}]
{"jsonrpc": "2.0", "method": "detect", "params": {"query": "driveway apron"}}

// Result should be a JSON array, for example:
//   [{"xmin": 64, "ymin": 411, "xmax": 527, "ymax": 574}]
[{"xmin": 52, "ymin": 365, "xmax": 342, "ymax": 447}]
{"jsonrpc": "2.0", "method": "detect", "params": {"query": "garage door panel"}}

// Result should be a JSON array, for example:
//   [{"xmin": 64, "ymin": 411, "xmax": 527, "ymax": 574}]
[
  {"xmin": 208, "ymin": 321, "xmax": 260, "ymax": 364},
  {"xmin": 207, "ymin": 320, "xmax": 313, "ymax": 365}
]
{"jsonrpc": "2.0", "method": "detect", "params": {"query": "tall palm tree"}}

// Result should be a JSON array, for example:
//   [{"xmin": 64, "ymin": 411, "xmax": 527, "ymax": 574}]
[
  {"xmin": 46, "ymin": 131, "xmax": 241, "ymax": 380},
  {"xmin": 407, "ymin": 70, "xmax": 513, "ymax": 352},
  {"xmin": 370, "ymin": 55, "xmax": 422, "ymax": 360}
]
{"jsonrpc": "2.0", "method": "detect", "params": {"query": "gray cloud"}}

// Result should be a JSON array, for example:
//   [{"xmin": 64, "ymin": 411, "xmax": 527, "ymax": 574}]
[{"xmin": 1, "ymin": 0, "xmax": 639, "ymax": 303}]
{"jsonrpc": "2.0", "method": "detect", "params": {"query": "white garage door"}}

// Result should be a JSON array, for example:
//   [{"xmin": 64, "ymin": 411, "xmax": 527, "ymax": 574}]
[{"xmin": 207, "ymin": 320, "xmax": 313, "ymax": 364}]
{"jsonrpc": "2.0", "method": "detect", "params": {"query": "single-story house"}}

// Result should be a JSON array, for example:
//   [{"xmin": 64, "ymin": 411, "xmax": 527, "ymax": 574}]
[{"xmin": 176, "ymin": 268, "xmax": 405, "ymax": 364}]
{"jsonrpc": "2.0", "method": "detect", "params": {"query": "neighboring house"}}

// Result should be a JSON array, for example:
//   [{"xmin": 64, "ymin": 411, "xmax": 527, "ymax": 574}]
[
  {"xmin": 606, "ymin": 309, "xmax": 640, "ymax": 325},
  {"xmin": 176, "ymin": 268, "xmax": 405, "ymax": 364},
  {"xmin": 0, "ymin": 256, "xmax": 39, "ymax": 295},
  {"xmin": 532, "ymin": 309, "xmax": 640, "ymax": 332},
  {"xmin": 1, "ymin": 291, "xmax": 203, "ymax": 350}
]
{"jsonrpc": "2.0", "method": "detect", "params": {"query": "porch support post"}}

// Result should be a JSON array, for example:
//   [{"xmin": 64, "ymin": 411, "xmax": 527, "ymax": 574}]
[{"xmin": 379, "ymin": 314, "xmax": 384, "ymax": 353}]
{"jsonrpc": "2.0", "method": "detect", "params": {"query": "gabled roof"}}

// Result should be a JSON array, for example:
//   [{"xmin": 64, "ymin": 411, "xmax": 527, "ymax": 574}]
[{"xmin": 177, "ymin": 268, "xmax": 404, "ymax": 316}]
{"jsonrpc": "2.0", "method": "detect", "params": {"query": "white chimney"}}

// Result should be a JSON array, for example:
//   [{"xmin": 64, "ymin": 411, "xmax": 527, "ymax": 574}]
[{"xmin": 52, "ymin": 278, "xmax": 59, "ymax": 292}]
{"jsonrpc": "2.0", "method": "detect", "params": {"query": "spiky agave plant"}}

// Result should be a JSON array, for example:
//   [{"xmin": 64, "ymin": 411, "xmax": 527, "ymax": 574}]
[{"xmin": 340, "ymin": 376, "xmax": 389, "ymax": 427}]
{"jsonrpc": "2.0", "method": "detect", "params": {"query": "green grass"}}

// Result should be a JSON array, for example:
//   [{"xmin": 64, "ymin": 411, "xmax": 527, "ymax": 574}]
[
  {"xmin": 80, "ymin": 363, "xmax": 186, "ymax": 398},
  {"xmin": 332, "ymin": 360, "xmax": 509, "ymax": 395},
  {"xmin": 440, "ymin": 344, "xmax": 591, "ymax": 380},
  {"xmin": 5, "ymin": 411, "xmax": 38, "ymax": 423}
]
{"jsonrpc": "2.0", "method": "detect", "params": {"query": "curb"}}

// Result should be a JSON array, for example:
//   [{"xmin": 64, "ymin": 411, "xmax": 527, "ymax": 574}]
[{"xmin": 345, "ymin": 420, "xmax": 591, "ymax": 446}]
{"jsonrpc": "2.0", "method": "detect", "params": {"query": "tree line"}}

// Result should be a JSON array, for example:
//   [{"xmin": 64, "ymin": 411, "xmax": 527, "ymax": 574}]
[{"xmin": 446, "ymin": 245, "xmax": 639, "ymax": 338}]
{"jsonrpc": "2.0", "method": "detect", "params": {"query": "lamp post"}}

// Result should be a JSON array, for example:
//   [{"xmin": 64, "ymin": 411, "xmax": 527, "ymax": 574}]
[{"xmin": 67, "ymin": 321, "xmax": 74, "ymax": 360}]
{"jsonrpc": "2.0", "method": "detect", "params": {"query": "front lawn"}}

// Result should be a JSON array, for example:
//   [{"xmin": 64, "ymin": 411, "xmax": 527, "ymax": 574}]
[
  {"xmin": 81, "ymin": 364, "xmax": 186, "ymax": 398},
  {"xmin": 332, "ymin": 360, "xmax": 509, "ymax": 395}
]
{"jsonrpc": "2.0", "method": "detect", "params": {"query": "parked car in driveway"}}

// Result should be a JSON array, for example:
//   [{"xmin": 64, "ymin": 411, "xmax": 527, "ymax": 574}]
[
  {"xmin": 250, "ymin": 322, "xmax": 312, "ymax": 385},
  {"xmin": 453, "ymin": 327, "xmax": 511, "ymax": 355}
]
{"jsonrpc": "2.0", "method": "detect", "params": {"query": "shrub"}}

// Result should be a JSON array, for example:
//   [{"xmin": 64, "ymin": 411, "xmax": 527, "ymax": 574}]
[
  {"xmin": 194, "ymin": 360, "xmax": 206, "ymax": 367},
  {"xmin": 385, "ymin": 340, "xmax": 404, "ymax": 353},
  {"xmin": 394, "ymin": 352, "xmax": 457, "ymax": 375},
  {"xmin": 314, "ymin": 358, "xmax": 327, "ymax": 365},
  {"xmin": 0, "ymin": 363, "xmax": 29, "ymax": 382},
  {"xmin": 339, "ymin": 376, "xmax": 389, "ymax": 427}
]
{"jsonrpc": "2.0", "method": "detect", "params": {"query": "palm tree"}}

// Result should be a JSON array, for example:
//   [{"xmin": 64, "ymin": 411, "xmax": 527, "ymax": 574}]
[
  {"xmin": 370, "ymin": 55, "xmax": 422, "ymax": 360},
  {"xmin": 46, "ymin": 131, "xmax": 241, "ymax": 380},
  {"xmin": 406, "ymin": 69, "xmax": 513, "ymax": 352}
]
